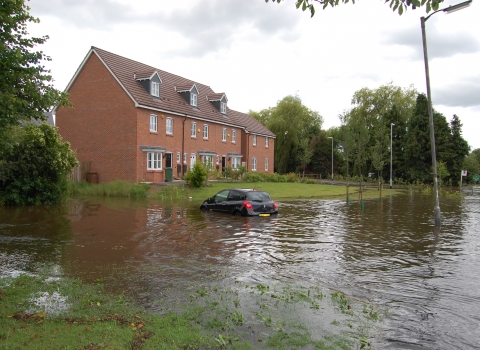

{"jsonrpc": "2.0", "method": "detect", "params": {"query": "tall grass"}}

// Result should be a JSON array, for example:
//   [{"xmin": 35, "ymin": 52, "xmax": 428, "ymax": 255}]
[{"xmin": 67, "ymin": 181, "xmax": 150, "ymax": 198}]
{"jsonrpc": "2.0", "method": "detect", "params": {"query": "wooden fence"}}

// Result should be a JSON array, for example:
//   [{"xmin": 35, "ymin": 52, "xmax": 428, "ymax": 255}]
[{"xmin": 68, "ymin": 161, "xmax": 91, "ymax": 182}]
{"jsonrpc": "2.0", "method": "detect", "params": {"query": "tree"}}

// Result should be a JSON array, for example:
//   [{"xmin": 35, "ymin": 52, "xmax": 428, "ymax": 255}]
[
  {"xmin": 463, "ymin": 151, "xmax": 480, "ymax": 183},
  {"xmin": 447, "ymin": 114, "xmax": 470, "ymax": 185},
  {"xmin": 0, "ymin": 0, "xmax": 70, "ymax": 130},
  {"xmin": 252, "ymin": 95, "xmax": 323, "ymax": 173},
  {"xmin": 265, "ymin": 0, "xmax": 445, "ymax": 17},
  {"xmin": 0, "ymin": 124, "xmax": 77, "ymax": 206}
]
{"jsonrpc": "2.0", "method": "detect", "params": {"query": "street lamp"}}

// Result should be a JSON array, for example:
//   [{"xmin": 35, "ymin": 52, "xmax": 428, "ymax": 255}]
[
  {"xmin": 420, "ymin": 0, "xmax": 471, "ymax": 226},
  {"xmin": 327, "ymin": 137, "xmax": 333, "ymax": 181},
  {"xmin": 390, "ymin": 123, "xmax": 395, "ymax": 189}
]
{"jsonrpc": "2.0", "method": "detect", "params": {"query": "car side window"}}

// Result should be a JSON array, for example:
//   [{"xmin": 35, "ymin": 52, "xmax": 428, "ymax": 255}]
[
  {"xmin": 228, "ymin": 191, "xmax": 244, "ymax": 201},
  {"xmin": 214, "ymin": 190, "xmax": 229, "ymax": 202}
]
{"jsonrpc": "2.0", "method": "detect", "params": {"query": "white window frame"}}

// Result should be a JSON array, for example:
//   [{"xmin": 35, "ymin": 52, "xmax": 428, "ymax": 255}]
[
  {"xmin": 231, "ymin": 157, "xmax": 240, "ymax": 170},
  {"xmin": 252, "ymin": 157, "xmax": 257, "ymax": 171},
  {"xmin": 232, "ymin": 129, "xmax": 236, "ymax": 143},
  {"xmin": 147, "ymin": 152, "xmax": 162, "ymax": 170},
  {"xmin": 191, "ymin": 122, "xmax": 197, "ymax": 137},
  {"xmin": 265, "ymin": 136, "xmax": 269, "ymax": 148},
  {"xmin": 150, "ymin": 114, "xmax": 157, "ymax": 132},
  {"xmin": 216, "ymin": 155, "xmax": 219, "ymax": 164},
  {"xmin": 190, "ymin": 93, "xmax": 197, "ymax": 107},
  {"xmin": 202, "ymin": 155, "xmax": 213, "ymax": 169},
  {"xmin": 220, "ymin": 102, "xmax": 226, "ymax": 114},
  {"xmin": 151, "ymin": 81, "xmax": 160, "ymax": 97},
  {"xmin": 176, "ymin": 152, "xmax": 181, "ymax": 163},
  {"xmin": 253, "ymin": 135, "xmax": 256, "ymax": 146},
  {"xmin": 183, "ymin": 153, "xmax": 187, "ymax": 163},
  {"xmin": 203, "ymin": 124, "xmax": 209, "ymax": 139},
  {"xmin": 222, "ymin": 128, "xmax": 227, "ymax": 142},
  {"xmin": 265, "ymin": 158, "xmax": 269, "ymax": 171},
  {"xmin": 166, "ymin": 117, "xmax": 173, "ymax": 135}
]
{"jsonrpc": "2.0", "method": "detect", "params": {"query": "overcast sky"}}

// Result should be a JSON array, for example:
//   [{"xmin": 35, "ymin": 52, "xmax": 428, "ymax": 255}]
[{"xmin": 28, "ymin": 0, "xmax": 480, "ymax": 150}]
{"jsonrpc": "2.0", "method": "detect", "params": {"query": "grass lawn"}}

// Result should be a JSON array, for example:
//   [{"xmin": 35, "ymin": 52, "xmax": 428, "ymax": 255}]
[
  {"xmin": 174, "ymin": 182, "xmax": 404, "ymax": 201},
  {"xmin": 68, "ymin": 180, "xmax": 404, "ymax": 202}
]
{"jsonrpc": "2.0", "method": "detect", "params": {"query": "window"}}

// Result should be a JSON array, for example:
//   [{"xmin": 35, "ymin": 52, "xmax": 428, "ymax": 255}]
[
  {"xmin": 222, "ymin": 128, "xmax": 227, "ymax": 142},
  {"xmin": 265, "ymin": 158, "xmax": 269, "ymax": 171},
  {"xmin": 147, "ymin": 152, "xmax": 162, "ymax": 170},
  {"xmin": 216, "ymin": 155, "xmax": 219, "ymax": 164},
  {"xmin": 232, "ymin": 129, "xmax": 236, "ymax": 143},
  {"xmin": 183, "ymin": 153, "xmax": 187, "ymax": 163},
  {"xmin": 232, "ymin": 157, "xmax": 240, "ymax": 170},
  {"xmin": 176, "ymin": 152, "xmax": 181, "ymax": 163},
  {"xmin": 151, "ymin": 81, "xmax": 160, "ymax": 97},
  {"xmin": 265, "ymin": 136, "xmax": 269, "ymax": 148},
  {"xmin": 190, "ymin": 93, "xmax": 197, "ymax": 107},
  {"xmin": 202, "ymin": 155, "xmax": 213, "ymax": 169},
  {"xmin": 191, "ymin": 122, "xmax": 197, "ymax": 137},
  {"xmin": 252, "ymin": 157, "xmax": 257, "ymax": 171},
  {"xmin": 253, "ymin": 135, "xmax": 256, "ymax": 146},
  {"xmin": 150, "ymin": 114, "xmax": 157, "ymax": 132},
  {"xmin": 166, "ymin": 117, "xmax": 173, "ymax": 134},
  {"xmin": 220, "ymin": 102, "xmax": 226, "ymax": 114},
  {"xmin": 203, "ymin": 124, "xmax": 209, "ymax": 139}
]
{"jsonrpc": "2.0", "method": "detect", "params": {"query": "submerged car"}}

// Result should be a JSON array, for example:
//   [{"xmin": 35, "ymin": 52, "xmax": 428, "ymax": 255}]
[{"xmin": 200, "ymin": 188, "xmax": 278, "ymax": 217}]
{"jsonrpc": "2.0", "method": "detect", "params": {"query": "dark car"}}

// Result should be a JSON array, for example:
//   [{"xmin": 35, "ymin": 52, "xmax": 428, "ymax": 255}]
[{"xmin": 200, "ymin": 188, "xmax": 278, "ymax": 217}]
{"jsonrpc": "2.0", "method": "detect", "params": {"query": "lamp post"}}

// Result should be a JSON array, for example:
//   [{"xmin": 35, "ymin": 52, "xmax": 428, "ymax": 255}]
[
  {"xmin": 420, "ymin": 0, "xmax": 471, "ymax": 227},
  {"xmin": 327, "ymin": 137, "xmax": 333, "ymax": 181},
  {"xmin": 390, "ymin": 123, "xmax": 395, "ymax": 189}
]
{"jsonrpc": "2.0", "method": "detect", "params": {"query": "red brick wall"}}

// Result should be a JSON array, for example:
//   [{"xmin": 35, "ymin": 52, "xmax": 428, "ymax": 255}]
[
  {"xmin": 242, "ymin": 133, "xmax": 275, "ymax": 173},
  {"xmin": 135, "ymin": 111, "xmax": 244, "ymax": 181},
  {"xmin": 56, "ymin": 53, "xmax": 138, "ymax": 183}
]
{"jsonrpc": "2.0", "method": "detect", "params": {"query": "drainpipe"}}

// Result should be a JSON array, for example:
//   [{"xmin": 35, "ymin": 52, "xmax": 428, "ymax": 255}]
[{"xmin": 182, "ymin": 116, "xmax": 186, "ymax": 178}]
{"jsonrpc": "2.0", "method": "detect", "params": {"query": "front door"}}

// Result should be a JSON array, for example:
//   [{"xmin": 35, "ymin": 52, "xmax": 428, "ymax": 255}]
[
  {"xmin": 166, "ymin": 153, "xmax": 172, "ymax": 168},
  {"xmin": 222, "ymin": 156, "xmax": 226, "ymax": 171},
  {"xmin": 190, "ymin": 153, "xmax": 196, "ymax": 170}
]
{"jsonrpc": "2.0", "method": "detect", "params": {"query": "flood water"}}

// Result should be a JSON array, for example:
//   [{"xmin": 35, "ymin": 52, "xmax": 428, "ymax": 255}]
[{"xmin": 1, "ymin": 188, "xmax": 479, "ymax": 349}]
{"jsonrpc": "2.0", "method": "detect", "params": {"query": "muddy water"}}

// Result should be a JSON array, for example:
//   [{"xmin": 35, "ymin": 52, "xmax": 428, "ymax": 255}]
[{"xmin": 1, "ymin": 189, "xmax": 479, "ymax": 348}]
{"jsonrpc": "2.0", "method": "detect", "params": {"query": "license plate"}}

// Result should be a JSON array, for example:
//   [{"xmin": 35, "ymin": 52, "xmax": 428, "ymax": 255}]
[{"xmin": 259, "ymin": 213, "xmax": 270, "ymax": 217}]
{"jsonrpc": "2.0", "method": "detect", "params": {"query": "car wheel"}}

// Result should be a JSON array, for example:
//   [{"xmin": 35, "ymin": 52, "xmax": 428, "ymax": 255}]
[
  {"xmin": 200, "ymin": 205, "xmax": 208, "ymax": 211},
  {"xmin": 233, "ymin": 210, "xmax": 242, "ymax": 217}
]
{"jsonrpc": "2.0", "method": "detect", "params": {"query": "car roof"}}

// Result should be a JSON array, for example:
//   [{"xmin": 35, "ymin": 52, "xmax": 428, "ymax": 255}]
[{"xmin": 221, "ymin": 188, "xmax": 265, "ymax": 193}]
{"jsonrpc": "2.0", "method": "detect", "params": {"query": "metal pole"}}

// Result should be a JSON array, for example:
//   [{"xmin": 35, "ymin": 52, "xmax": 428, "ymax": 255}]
[
  {"xmin": 421, "ymin": 16, "xmax": 441, "ymax": 227},
  {"xmin": 390, "ymin": 123, "xmax": 394, "ymax": 189}
]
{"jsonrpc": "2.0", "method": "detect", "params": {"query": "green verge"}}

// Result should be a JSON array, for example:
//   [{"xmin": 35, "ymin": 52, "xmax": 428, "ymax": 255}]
[
  {"xmin": 68, "ymin": 180, "xmax": 403, "ymax": 202},
  {"xmin": 0, "ymin": 271, "xmax": 383, "ymax": 349}
]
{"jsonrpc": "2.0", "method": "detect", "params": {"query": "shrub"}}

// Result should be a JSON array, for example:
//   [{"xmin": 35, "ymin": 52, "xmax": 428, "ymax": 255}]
[
  {"xmin": 244, "ymin": 172, "xmax": 266, "ymax": 182},
  {"xmin": 285, "ymin": 172, "xmax": 299, "ymax": 183},
  {"xmin": 0, "ymin": 124, "xmax": 78, "ymax": 205},
  {"xmin": 184, "ymin": 162, "xmax": 208, "ymax": 188},
  {"xmin": 266, "ymin": 173, "xmax": 288, "ymax": 182}
]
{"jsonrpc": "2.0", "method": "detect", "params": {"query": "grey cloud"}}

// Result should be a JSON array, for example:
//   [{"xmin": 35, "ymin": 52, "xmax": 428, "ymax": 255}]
[
  {"xmin": 383, "ymin": 24, "xmax": 480, "ymax": 60},
  {"xmin": 434, "ymin": 76, "xmax": 480, "ymax": 108},
  {"xmin": 30, "ymin": 0, "xmax": 301, "ymax": 57}
]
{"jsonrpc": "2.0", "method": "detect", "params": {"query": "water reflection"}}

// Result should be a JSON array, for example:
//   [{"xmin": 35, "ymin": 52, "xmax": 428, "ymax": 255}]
[{"xmin": 1, "ymin": 189, "xmax": 479, "ymax": 348}]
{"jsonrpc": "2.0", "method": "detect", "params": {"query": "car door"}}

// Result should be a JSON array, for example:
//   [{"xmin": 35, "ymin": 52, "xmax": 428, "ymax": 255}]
[
  {"xmin": 227, "ymin": 190, "xmax": 245, "ymax": 214},
  {"xmin": 211, "ymin": 190, "xmax": 230, "ymax": 212}
]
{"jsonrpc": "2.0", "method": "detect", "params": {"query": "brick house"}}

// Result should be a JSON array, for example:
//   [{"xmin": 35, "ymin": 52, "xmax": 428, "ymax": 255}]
[{"xmin": 55, "ymin": 47, "xmax": 275, "ymax": 183}]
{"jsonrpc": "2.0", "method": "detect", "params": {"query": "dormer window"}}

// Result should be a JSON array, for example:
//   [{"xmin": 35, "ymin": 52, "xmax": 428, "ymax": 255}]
[
  {"xmin": 176, "ymin": 84, "xmax": 199, "ymax": 107},
  {"xmin": 207, "ymin": 93, "xmax": 228, "ymax": 115},
  {"xmin": 135, "ymin": 70, "xmax": 162, "ymax": 99},
  {"xmin": 151, "ymin": 81, "xmax": 160, "ymax": 97}
]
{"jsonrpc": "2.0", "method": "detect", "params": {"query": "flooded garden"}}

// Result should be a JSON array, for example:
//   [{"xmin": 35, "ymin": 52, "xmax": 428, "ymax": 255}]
[{"xmin": 1, "ymin": 187, "xmax": 479, "ymax": 348}]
